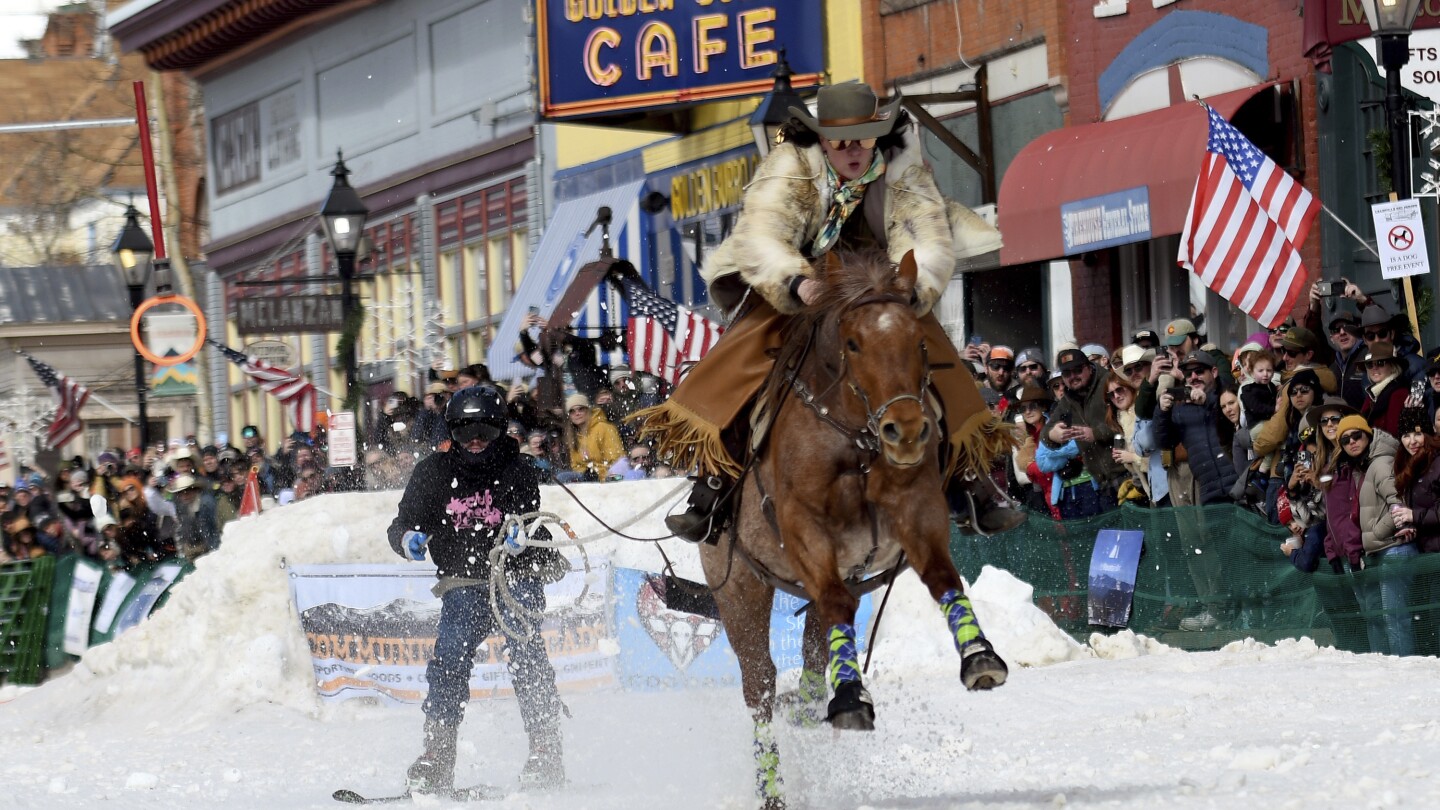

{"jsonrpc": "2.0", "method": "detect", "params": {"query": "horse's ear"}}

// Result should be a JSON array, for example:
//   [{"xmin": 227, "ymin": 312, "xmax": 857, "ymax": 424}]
[
  {"xmin": 897, "ymin": 250, "xmax": 918, "ymax": 291},
  {"xmin": 823, "ymin": 250, "xmax": 843, "ymax": 277}
]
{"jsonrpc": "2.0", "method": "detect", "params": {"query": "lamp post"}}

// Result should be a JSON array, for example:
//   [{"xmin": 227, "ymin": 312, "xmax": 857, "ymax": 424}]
[
  {"xmin": 749, "ymin": 51, "xmax": 807, "ymax": 158},
  {"xmin": 1362, "ymin": 0, "xmax": 1424, "ymax": 198},
  {"xmin": 112, "ymin": 204, "xmax": 154, "ymax": 451},
  {"xmin": 320, "ymin": 149, "xmax": 369, "ymax": 424}
]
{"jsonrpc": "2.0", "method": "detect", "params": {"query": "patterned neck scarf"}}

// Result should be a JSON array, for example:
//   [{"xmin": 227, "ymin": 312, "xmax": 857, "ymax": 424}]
[{"xmin": 812, "ymin": 150, "xmax": 886, "ymax": 256}]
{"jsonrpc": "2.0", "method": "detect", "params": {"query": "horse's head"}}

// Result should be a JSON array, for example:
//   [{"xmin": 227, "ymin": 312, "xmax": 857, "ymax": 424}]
[{"xmin": 822, "ymin": 250, "xmax": 933, "ymax": 468}]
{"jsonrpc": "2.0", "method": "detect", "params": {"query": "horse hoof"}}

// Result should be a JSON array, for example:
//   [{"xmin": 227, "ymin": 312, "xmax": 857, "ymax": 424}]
[
  {"xmin": 825, "ymin": 682, "xmax": 875, "ymax": 730},
  {"xmin": 960, "ymin": 641, "xmax": 1009, "ymax": 691},
  {"xmin": 762, "ymin": 797, "xmax": 786, "ymax": 810}
]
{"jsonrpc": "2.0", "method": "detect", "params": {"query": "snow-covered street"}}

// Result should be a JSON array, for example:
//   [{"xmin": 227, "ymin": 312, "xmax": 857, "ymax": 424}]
[{"xmin": 4, "ymin": 481, "xmax": 1438, "ymax": 809}]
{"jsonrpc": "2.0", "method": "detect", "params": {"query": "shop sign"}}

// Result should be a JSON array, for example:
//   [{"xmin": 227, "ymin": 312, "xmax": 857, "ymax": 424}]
[
  {"xmin": 243, "ymin": 339, "xmax": 297, "ymax": 368},
  {"xmin": 536, "ymin": 0, "xmax": 824, "ymax": 119},
  {"xmin": 1060, "ymin": 186, "xmax": 1152, "ymax": 254},
  {"xmin": 666, "ymin": 152, "xmax": 759, "ymax": 222},
  {"xmin": 236, "ymin": 295, "xmax": 346, "ymax": 336},
  {"xmin": 1306, "ymin": 0, "xmax": 1440, "ymax": 57},
  {"xmin": 211, "ymin": 84, "xmax": 302, "ymax": 196}
]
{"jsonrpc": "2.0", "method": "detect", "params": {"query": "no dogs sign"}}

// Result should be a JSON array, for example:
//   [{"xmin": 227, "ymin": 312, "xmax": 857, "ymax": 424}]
[{"xmin": 1372, "ymin": 199, "xmax": 1431, "ymax": 280}]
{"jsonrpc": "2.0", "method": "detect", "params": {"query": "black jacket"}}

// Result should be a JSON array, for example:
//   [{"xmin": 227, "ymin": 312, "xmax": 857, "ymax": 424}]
[
  {"xmin": 1154, "ymin": 386, "xmax": 1239, "ymax": 505},
  {"xmin": 387, "ymin": 437, "xmax": 551, "ymax": 580}
]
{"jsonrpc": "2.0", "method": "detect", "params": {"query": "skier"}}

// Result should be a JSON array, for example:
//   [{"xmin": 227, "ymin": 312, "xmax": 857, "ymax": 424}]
[{"xmin": 387, "ymin": 384, "xmax": 569, "ymax": 794}]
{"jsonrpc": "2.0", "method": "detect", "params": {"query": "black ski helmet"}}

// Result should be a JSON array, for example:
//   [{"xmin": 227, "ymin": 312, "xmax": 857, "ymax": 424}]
[{"xmin": 445, "ymin": 385, "xmax": 507, "ymax": 444}]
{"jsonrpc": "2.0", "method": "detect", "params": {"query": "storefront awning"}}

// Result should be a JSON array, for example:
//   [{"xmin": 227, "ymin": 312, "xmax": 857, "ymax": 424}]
[
  {"xmin": 486, "ymin": 180, "xmax": 645, "ymax": 382},
  {"xmin": 998, "ymin": 83, "xmax": 1278, "ymax": 266}
]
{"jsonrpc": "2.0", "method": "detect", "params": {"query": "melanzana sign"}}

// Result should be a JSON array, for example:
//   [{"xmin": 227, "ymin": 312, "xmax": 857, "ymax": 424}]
[{"xmin": 536, "ymin": 0, "xmax": 824, "ymax": 119}]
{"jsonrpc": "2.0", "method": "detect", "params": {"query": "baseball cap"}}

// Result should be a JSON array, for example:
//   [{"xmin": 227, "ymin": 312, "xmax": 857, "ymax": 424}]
[
  {"xmin": 1015, "ymin": 347, "xmax": 1046, "ymax": 369},
  {"xmin": 1280, "ymin": 328, "xmax": 1319, "ymax": 351},
  {"xmin": 1055, "ymin": 348, "xmax": 1088, "ymax": 372},
  {"xmin": 987, "ymin": 346, "xmax": 1015, "ymax": 364},
  {"xmin": 240, "ymin": 425, "xmax": 260, "ymax": 439},
  {"xmin": 1080, "ymin": 343, "xmax": 1108, "ymax": 359},
  {"xmin": 1164, "ymin": 319, "xmax": 1197, "ymax": 346},
  {"xmin": 1132, "ymin": 328, "xmax": 1161, "ymax": 347},
  {"xmin": 1180, "ymin": 350, "xmax": 1216, "ymax": 370}
]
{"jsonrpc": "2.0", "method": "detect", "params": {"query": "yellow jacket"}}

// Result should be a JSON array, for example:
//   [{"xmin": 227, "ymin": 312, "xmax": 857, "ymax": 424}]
[{"xmin": 569, "ymin": 408, "xmax": 625, "ymax": 477}]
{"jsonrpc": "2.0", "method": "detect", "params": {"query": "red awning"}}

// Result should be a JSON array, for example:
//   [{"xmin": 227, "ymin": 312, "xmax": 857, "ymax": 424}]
[{"xmin": 997, "ymin": 83, "xmax": 1279, "ymax": 266}]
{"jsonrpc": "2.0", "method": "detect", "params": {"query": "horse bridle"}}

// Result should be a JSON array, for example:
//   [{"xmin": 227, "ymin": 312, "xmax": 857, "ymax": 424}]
[{"xmin": 791, "ymin": 292, "xmax": 934, "ymax": 458}]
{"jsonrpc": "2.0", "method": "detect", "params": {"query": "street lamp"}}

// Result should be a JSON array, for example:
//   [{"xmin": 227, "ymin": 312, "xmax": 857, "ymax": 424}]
[
  {"xmin": 320, "ymin": 149, "xmax": 369, "ymax": 423},
  {"xmin": 111, "ymin": 204, "xmax": 154, "ymax": 451},
  {"xmin": 749, "ymin": 51, "xmax": 806, "ymax": 158},
  {"xmin": 1361, "ymin": 0, "xmax": 1424, "ymax": 197}
]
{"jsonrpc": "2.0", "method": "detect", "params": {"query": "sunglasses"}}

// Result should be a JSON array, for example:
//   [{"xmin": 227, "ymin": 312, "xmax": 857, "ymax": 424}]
[
  {"xmin": 1280, "ymin": 348, "xmax": 1305, "ymax": 357},
  {"xmin": 1429, "ymin": 369, "xmax": 1440, "ymax": 378},
  {"xmin": 987, "ymin": 361, "xmax": 1013, "ymax": 371},
  {"xmin": 1363, "ymin": 360, "xmax": 1393, "ymax": 370},
  {"xmin": 1340, "ymin": 431, "xmax": 1369, "ymax": 445},
  {"xmin": 1319, "ymin": 414, "xmax": 1344, "ymax": 426},
  {"xmin": 568, "ymin": 406, "xmax": 589, "ymax": 414},
  {"xmin": 1061, "ymin": 367, "xmax": 1087, "ymax": 378},
  {"xmin": 1020, "ymin": 402, "xmax": 1046, "ymax": 412},
  {"xmin": 1018, "ymin": 363, "xmax": 1043, "ymax": 373},
  {"xmin": 1363, "ymin": 329, "xmax": 1390, "ymax": 341},
  {"xmin": 1184, "ymin": 367, "xmax": 1210, "ymax": 377},
  {"xmin": 1328, "ymin": 323, "xmax": 1356, "ymax": 335},
  {"xmin": 1107, "ymin": 387, "xmax": 1129, "ymax": 399},
  {"xmin": 825, "ymin": 137, "xmax": 878, "ymax": 151},
  {"xmin": 1290, "ymin": 385, "xmax": 1314, "ymax": 396}
]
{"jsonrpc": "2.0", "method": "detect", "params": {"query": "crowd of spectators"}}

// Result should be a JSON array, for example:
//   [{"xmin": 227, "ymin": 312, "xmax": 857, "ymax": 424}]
[{"xmin": 977, "ymin": 280, "xmax": 1440, "ymax": 647}]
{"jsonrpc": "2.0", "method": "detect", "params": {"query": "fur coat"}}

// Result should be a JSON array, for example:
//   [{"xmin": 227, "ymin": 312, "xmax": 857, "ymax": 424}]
[{"xmin": 703, "ymin": 124, "xmax": 1001, "ymax": 316}]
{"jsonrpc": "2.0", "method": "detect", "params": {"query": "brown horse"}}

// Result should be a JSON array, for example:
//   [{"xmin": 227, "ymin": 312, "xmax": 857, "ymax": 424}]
[{"xmin": 701, "ymin": 249, "xmax": 1009, "ymax": 809}]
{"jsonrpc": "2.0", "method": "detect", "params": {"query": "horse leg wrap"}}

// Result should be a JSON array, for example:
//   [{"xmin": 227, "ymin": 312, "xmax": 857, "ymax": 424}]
[
  {"xmin": 777, "ymin": 669, "xmax": 827, "ymax": 728},
  {"xmin": 825, "ymin": 624, "xmax": 875, "ymax": 729},
  {"xmin": 753, "ymin": 720, "xmax": 784, "ymax": 805},
  {"xmin": 941, "ymin": 589, "xmax": 1009, "ymax": 690},
  {"xmin": 826, "ymin": 624, "xmax": 861, "ymax": 690}
]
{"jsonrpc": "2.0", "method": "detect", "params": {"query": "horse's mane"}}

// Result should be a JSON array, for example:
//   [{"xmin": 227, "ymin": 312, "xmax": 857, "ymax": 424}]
[{"xmin": 806, "ymin": 247, "xmax": 912, "ymax": 317}]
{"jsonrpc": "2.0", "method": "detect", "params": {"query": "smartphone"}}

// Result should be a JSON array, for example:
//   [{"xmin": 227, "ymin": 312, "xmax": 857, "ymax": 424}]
[
  {"xmin": 968, "ymin": 334, "xmax": 984, "ymax": 346},
  {"xmin": 1319, "ymin": 280, "xmax": 1346, "ymax": 297},
  {"xmin": 527, "ymin": 305, "xmax": 540, "ymax": 316},
  {"xmin": 1112, "ymin": 434, "xmax": 1126, "ymax": 451},
  {"xmin": 1059, "ymin": 416, "xmax": 1072, "ymax": 428},
  {"xmin": 1166, "ymin": 387, "xmax": 1190, "ymax": 401}
]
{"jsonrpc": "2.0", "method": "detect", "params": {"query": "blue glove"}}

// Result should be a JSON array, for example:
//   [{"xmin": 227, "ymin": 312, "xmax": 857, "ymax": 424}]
[
  {"xmin": 502, "ymin": 522, "xmax": 526, "ymax": 557},
  {"xmin": 403, "ymin": 530, "xmax": 429, "ymax": 561}
]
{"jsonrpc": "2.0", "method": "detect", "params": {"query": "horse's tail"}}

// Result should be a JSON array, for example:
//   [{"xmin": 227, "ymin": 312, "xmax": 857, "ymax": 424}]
[
  {"xmin": 630, "ymin": 399, "xmax": 744, "ymax": 480},
  {"xmin": 944, "ymin": 408, "xmax": 1022, "ymax": 483}
]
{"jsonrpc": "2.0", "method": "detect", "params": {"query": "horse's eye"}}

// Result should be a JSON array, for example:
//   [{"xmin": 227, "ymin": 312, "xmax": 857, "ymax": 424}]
[{"xmin": 846, "ymin": 338, "xmax": 860, "ymax": 353}]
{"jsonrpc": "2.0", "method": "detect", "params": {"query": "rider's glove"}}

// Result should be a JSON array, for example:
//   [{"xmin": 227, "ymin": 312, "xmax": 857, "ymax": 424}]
[{"xmin": 403, "ymin": 530, "xmax": 429, "ymax": 561}]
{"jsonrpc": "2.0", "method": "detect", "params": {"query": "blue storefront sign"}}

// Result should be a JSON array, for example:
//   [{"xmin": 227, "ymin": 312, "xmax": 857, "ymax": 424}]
[
  {"xmin": 537, "ymin": 0, "xmax": 825, "ymax": 119},
  {"xmin": 1060, "ymin": 186, "xmax": 1153, "ymax": 254}
]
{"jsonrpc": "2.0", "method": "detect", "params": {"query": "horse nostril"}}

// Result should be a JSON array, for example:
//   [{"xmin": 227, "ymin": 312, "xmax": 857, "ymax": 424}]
[
  {"xmin": 919, "ymin": 422, "xmax": 931, "ymax": 443},
  {"xmin": 881, "ymin": 422, "xmax": 902, "ymax": 444}
]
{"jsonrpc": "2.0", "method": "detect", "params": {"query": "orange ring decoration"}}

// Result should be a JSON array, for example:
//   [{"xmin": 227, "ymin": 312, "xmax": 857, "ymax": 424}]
[{"xmin": 130, "ymin": 294, "xmax": 207, "ymax": 366}]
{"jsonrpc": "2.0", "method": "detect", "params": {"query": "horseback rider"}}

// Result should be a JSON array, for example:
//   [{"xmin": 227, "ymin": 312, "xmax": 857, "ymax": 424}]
[{"xmin": 638, "ymin": 82, "xmax": 1025, "ymax": 543}]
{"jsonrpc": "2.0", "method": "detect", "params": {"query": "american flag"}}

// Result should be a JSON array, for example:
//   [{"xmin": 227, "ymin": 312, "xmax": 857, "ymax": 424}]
[
  {"xmin": 1177, "ymin": 103, "xmax": 1319, "ymax": 329},
  {"xmin": 209, "ymin": 339, "xmax": 317, "ymax": 433},
  {"xmin": 617, "ymin": 276, "xmax": 724, "ymax": 386},
  {"xmin": 25, "ymin": 354, "xmax": 91, "ymax": 449}
]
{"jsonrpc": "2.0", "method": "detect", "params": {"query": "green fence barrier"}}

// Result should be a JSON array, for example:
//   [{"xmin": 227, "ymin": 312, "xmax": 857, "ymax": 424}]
[
  {"xmin": 953, "ymin": 503, "xmax": 1337, "ymax": 651},
  {"xmin": 0, "ymin": 556, "xmax": 55, "ymax": 686}
]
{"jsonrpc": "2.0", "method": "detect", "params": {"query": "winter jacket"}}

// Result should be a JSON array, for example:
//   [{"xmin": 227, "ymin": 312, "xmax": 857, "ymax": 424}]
[
  {"xmin": 702, "ymin": 125, "xmax": 1000, "ymax": 316},
  {"xmin": 1400, "ymin": 453, "xmax": 1440, "ymax": 553},
  {"xmin": 1239, "ymin": 380, "xmax": 1277, "ymax": 429},
  {"xmin": 568, "ymin": 408, "xmax": 625, "ymax": 479},
  {"xmin": 1362, "ymin": 372, "xmax": 1411, "ymax": 437},
  {"xmin": 1042, "ymin": 365, "xmax": 1126, "ymax": 488},
  {"xmin": 1253, "ymin": 380, "xmax": 1314, "ymax": 477},
  {"xmin": 388, "ymin": 437, "xmax": 552, "ymax": 581},
  {"xmin": 1323, "ymin": 459, "xmax": 1365, "ymax": 567},
  {"xmin": 1360, "ymin": 430, "xmax": 1406, "ymax": 555},
  {"xmin": 1153, "ymin": 386, "xmax": 1238, "ymax": 505},
  {"xmin": 1034, "ymin": 438, "xmax": 1082, "ymax": 506},
  {"xmin": 1131, "ymin": 419, "xmax": 1171, "ymax": 505}
]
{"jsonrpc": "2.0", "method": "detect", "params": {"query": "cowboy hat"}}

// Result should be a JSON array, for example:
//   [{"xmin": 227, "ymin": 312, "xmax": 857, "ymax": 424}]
[{"xmin": 789, "ymin": 83, "xmax": 903, "ymax": 142}]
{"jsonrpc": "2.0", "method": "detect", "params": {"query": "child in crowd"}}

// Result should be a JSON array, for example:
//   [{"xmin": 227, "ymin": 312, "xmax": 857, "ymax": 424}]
[{"xmin": 1240, "ymin": 349, "xmax": 1279, "ymax": 430}]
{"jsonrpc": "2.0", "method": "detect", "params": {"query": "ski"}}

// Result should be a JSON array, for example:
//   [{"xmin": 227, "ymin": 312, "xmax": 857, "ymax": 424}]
[{"xmin": 332, "ymin": 784, "xmax": 509, "ymax": 804}]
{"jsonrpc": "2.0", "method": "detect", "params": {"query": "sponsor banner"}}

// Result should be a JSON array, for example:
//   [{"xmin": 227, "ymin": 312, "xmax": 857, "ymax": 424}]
[
  {"xmin": 63, "ymin": 560, "xmax": 105, "ymax": 656},
  {"xmin": 290, "ymin": 560, "xmax": 615, "ymax": 705},
  {"xmin": 110, "ymin": 562, "xmax": 187, "ymax": 637},
  {"xmin": 536, "ymin": 0, "xmax": 824, "ymax": 119},
  {"xmin": 1088, "ymin": 530, "xmax": 1143, "ymax": 628},
  {"xmin": 611, "ymin": 567, "xmax": 874, "ymax": 691}
]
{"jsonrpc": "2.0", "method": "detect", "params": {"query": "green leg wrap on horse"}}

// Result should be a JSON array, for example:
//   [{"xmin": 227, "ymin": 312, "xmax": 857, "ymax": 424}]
[
  {"xmin": 827, "ymin": 623, "xmax": 861, "ymax": 691},
  {"xmin": 753, "ymin": 719, "xmax": 783, "ymax": 802},
  {"xmin": 940, "ymin": 589, "xmax": 985, "ymax": 651}
]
